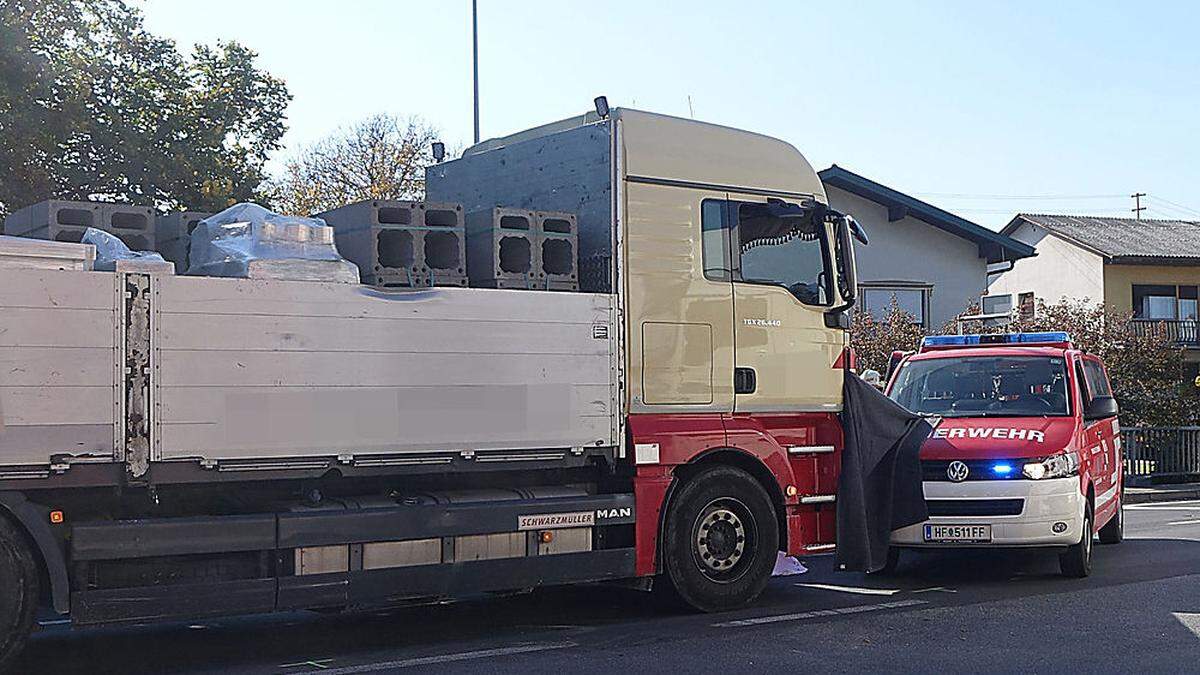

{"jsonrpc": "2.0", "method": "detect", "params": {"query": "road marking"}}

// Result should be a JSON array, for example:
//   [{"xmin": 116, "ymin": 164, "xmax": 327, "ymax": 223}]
[
  {"xmin": 1127, "ymin": 500, "xmax": 1200, "ymax": 509},
  {"xmin": 281, "ymin": 659, "xmax": 334, "ymax": 670},
  {"xmin": 713, "ymin": 599, "xmax": 927, "ymax": 627},
  {"xmin": 36, "ymin": 619, "xmax": 70, "ymax": 626},
  {"xmin": 301, "ymin": 642, "xmax": 576, "ymax": 673},
  {"xmin": 794, "ymin": 583, "xmax": 901, "ymax": 596},
  {"xmin": 912, "ymin": 586, "xmax": 957, "ymax": 594},
  {"xmin": 1174, "ymin": 613, "xmax": 1200, "ymax": 641},
  {"xmin": 1167, "ymin": 519, "xmax": 1200, "ymax": 526}
]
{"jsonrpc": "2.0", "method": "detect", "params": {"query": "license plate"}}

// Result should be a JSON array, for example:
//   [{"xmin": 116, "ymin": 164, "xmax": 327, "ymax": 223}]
[{"xmin": 924, "ymin": 523, "xmax": 992, "ymax": 543}]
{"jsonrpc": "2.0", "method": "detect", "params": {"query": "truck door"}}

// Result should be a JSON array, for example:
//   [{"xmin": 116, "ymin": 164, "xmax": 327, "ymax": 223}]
[
  {"xmin": 626, "ymin": 184, "xmax": 735, "ymax": 412},
  {"xmin": 1080, "ymin": 356, "xmax": 1120, "ymax": 510},
  {"xmin": 723, "ymin": 195, "xmax": 843, "ymax": 413}
]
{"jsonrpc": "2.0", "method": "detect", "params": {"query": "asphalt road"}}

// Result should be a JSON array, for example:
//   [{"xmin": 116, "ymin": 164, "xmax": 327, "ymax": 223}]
[{"xmin": 19, "ymin": 500, "xmax": 1200, "ymax": 674}]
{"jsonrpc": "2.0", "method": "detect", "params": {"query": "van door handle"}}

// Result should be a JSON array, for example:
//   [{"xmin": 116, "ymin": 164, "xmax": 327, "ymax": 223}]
[{"xmin": 735, "ymin": 367, "xmax": 757, "ymax": 394}]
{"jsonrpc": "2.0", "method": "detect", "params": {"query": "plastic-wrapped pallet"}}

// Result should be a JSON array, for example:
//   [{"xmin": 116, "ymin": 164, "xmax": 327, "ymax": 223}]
[
  {"xmin": 82, "ymin": 228, "xmax": 174, "ymax": 274},
  {"xmin": 187, "ymin": 203, "xmax": 359, "ymax": 283}
]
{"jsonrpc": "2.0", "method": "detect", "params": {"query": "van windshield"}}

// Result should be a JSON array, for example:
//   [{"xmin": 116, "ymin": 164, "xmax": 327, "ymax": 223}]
[{"xmin": 888, "ymin": 355, "xmax": 1071, "ymax": 418}]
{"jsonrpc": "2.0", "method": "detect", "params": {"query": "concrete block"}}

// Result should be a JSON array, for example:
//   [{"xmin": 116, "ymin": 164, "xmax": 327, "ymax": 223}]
[
  {"xmin": 155, "ymin": 211, "xmax": 211, "ymax": 241},
  {"xmin": 103, "ymin": 204, "xmax": 153, "ymax": 233},
  {"xmin": 465, "ymin": 207, "xmax": 537, "ymax": 289},
  {"xmin": 535, "ymin": 211, "xmax": 579, "ymax": 291},
  {"xmin": 319, "ymin": 200, "xmax": 467, "ymax": 288},
  {"xmin": 3, "ymin": 199, "xmax": 103, "ymax": 235},
  {"xmin": 4, "ymin": 199, "xmax": 155, "ymax": 251},
  {"xmin": 154, "ymin": 212, "xmax": 210, "ymax": 273}
]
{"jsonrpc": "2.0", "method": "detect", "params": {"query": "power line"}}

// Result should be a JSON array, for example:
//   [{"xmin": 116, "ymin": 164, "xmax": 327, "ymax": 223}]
[
  {"xmin": 1149, "ymin": 195, "xmax": 1200, "ymax": 219},
  {"xmin": 912, "ymin": 192, "xmax": 1125, "ymax": 201}
]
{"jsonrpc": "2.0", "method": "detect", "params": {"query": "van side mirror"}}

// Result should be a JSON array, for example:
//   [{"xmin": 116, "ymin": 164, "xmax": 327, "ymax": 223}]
[{"xmin": 1084, "ymin": 395, "xmax": 1118, "ymax": 421}]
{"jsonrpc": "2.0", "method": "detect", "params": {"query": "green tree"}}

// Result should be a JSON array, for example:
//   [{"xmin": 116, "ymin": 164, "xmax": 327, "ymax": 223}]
[
  {"xmin": 267, "ymin": 114, "xmax": 441, "ymax": 216},
  {"xmin": 0, "ymin": 0, "xmax": 290, "ymax": 219}
]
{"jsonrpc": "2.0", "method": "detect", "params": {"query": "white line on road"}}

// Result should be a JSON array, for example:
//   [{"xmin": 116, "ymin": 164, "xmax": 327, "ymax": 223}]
[
  {"xmin": 912, "ymin": 586, "xmax": 958, "ymax": 594},
  {"xmin": 713, "ymin": 599, "xmax": 928, "ymax": 628},
  {"xmin": 794, "ymin": 583, "xmax": 901, "ymax": 596},
  {"xmin": 1174, "ymin": 613, "xmax": 1200, "ymax": 641},
  {"xmin": 1127, "ymin": 500, "xmax": 1200, "ymax": 509},
  {"xmin": 300, "ymin": 642, "xmax": 576, "ymax": 674},
  {"xmin": 1167, "ymin": 519, "xmax": 1200, "ymax": 526}
]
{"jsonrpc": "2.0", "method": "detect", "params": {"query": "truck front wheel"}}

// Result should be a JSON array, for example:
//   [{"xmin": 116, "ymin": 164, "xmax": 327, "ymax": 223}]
[
  {"xmin": 662, "ymin": 465, "xmax": 779, "ymax": 612},
  {"xmin": 0, "ymin": 516, "xmax": 39, "ymax": 670}
]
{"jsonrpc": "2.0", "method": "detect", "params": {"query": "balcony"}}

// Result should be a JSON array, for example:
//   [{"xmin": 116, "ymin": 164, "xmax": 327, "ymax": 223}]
[{"xmin": 1131, "ymin": 319, "xmax": 1200, "ymax": 347}]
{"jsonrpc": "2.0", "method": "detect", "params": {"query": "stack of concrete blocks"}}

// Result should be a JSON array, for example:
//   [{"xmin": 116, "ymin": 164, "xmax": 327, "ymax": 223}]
[
  {"xmin": 464, "ymin": 208, "xmax": 538, "ymax": 289},
  {"xmin": 155, "ymin": 211, "xmax": 211, "ymax": 273},
  {"xmin": 317, "ymin": 200, "xmax": 467, "ymax": 288},
  {"xmin": 3, "ymin": 200, "xmax": 155, "ymax": 252},
  {"xmin": 534, "ymin": 211, "xmax": 579, "ymax": 291}
]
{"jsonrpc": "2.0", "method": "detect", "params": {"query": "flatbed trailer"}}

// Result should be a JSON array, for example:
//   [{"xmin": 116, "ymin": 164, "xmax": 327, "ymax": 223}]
[{"xmin": 0, "ymin": 108, "xmax": 859, "ymax": 666}]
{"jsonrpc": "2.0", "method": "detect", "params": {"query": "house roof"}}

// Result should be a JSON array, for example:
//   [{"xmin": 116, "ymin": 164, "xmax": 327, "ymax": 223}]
[
  {"xmin": 818, "ymin": 165, "xmax": 1035, "ymax": 264},
  {"xmin": 1002, "ymin": 213, "xmax": 1200, "ymax": 265}
]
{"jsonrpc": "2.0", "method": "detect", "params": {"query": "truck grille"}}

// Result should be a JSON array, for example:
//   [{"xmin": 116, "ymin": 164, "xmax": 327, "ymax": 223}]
[
  {"xmin": 922, "ymin": 459, "xmax": 1023, "ymax": 481},
  {"xmin": 926, "ymin": 499, "xmax": 1024, "ymax": 517}
]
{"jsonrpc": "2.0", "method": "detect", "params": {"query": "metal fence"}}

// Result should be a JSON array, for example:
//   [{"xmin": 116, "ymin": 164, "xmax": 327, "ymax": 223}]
[
  {"xmin": 1130, "ymin": 319, "xmax": 1200, "ymax": 346},
  {"xmin": 1122, "ymin": 427, "xmax": 1200, "ymax": 482}
]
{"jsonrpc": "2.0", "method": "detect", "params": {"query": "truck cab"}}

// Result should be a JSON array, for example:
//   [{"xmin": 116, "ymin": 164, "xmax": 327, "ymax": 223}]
[{"xmin": 884, "ymin": 332, "xmax": 1124, "ymax": 577}]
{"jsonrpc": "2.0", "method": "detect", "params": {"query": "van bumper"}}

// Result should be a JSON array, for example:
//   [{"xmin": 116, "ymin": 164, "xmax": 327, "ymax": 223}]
[{"xmin": 891, "ymin": 476, "xmax": 1085, "ymax": 547}]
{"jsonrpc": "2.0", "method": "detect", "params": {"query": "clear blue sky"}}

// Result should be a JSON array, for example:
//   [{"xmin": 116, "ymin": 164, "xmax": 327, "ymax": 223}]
[{"xmin": 139, "ymin": 0, "xmax": 1200, "ymax": 228}]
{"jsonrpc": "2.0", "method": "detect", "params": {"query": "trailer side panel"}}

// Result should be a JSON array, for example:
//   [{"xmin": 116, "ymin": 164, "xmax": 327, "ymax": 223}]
[
  {"xmin": 152, "ymin": 276, "xmax": 618, "ymax": 464},
  {"xmin": 0, "ymin": 270, "xmax": 118, "ymax": 471}
]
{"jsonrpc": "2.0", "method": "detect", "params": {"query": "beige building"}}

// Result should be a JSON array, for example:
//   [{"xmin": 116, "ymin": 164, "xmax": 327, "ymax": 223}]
[{"xmin": 988, "ymin": 214, "xmax": 1200, "ymax": 355}]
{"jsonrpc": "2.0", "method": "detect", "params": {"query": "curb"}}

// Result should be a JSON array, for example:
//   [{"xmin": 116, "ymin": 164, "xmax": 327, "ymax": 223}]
[{"xmin": 1125, "ymin": 488, "xmax": 1200, "ymax": 505}]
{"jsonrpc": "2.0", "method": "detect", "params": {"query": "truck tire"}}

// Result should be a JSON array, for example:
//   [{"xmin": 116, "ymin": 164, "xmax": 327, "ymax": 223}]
[
  {"xmin": 0, "ymin": 517, "xmax": 39, "ymax": 670},
  {"xmin": 1059, "ymin": 507, "xmax": 1093, "ymax": 578},
  {"xmin": 1098, "ymin": 498, "xmax": 1124, "ymax": 545},
  {"xmin": 661, "ymin": 465, "xmax": 778, "ymax": 613}
]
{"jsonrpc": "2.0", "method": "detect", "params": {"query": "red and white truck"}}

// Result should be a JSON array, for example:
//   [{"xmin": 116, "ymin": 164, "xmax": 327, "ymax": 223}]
[
  {"xmin": 884, "ymin": 332, "xmax": 1124, "ymax": 576},
  {"xmin": 0, "ymin": 107, "xmax": 866, "ymax": 665}
]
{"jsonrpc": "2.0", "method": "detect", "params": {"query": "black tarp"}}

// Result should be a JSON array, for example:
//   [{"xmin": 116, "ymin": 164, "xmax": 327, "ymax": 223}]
[{"xmin": 836, "ymin": 373, "xmax": 931, "ymax": 573}]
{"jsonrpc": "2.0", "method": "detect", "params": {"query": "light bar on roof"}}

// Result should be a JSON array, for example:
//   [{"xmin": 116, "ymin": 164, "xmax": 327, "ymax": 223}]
[{"xmin": 920, "ymin": 332, "xmax": 1072, "ymax": 349}]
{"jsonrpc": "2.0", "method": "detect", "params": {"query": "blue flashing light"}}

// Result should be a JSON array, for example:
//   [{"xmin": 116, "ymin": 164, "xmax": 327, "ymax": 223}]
[
  {"xmin": 991, "ymin": 463, "xmax": 1015, "ymax": 476},
  {"xmin": 921, "ymin": 332, "xmax": 1072, "ymax": 349},
  {"xmin": 1015, "ymin": 331, "xmax": 1071, "ymax": 344},
  {"xmin": 921, "ymin": 335, "xmax": 979, "ymax": 347}
]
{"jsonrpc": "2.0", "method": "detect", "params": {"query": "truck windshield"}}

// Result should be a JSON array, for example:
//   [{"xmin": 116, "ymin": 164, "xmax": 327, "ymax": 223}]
[{"xmin": 888, "ymin": 355, "xmax": 1071, "ymax": 417}]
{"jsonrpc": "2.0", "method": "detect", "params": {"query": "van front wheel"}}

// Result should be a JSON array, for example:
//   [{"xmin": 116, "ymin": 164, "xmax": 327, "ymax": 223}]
[{"xmin": 1059, "ymin": 508, "xmax": 1093, "ymax": 578}]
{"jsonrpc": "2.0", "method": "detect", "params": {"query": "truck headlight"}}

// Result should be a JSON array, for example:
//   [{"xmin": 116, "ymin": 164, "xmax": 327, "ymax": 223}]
[{"xmin": 1022, "ymin": 453, "xmax": 1079, "ymax": 480}]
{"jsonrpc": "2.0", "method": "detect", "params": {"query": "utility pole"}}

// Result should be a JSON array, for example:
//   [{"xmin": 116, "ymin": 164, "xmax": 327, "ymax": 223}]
[
  {"xmin": 472, "ymin": 0, "xmax": 480, "ymax": 144},
  {"xmin": 1131, "ymin": 192, "xmax": 1146, "ymax": 220}
]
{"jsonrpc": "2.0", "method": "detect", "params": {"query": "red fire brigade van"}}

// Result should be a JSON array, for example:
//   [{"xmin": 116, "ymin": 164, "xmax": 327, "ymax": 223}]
[{"xmin": 884, "ymin": 332, "xmax": 1123, "ymax": 577}]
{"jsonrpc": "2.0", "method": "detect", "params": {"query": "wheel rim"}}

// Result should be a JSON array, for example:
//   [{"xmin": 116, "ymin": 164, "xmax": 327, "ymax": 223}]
[
  {"xmin": 1083, "ymin": 513, "xmax": 1093, "ymax": 563},
  {"xmin": 691, "ymin": 497, "xmax": 757, "ymax": 583}
]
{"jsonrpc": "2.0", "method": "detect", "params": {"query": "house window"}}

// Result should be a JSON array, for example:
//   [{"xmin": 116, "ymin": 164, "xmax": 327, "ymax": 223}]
[
  {"xmin": 1132, "ymin": 284, "xmax": 1199, "ymax": 320},
  {"xmin": 1018, "ymin": 292, "xmax": 1035, "ymax": 321},
  {"xmin": 860, "ymin": 285, "xmax": 929, "ymax": 327},
  {"xmin": 981, "ymin": 294, "xmax": 1013, "ymax": 315}
]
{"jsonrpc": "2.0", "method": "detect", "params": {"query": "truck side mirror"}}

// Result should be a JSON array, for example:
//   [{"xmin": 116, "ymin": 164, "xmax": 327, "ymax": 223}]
[
  {"xmin": 1084, "ymin": 395, "xmax": 1118, "ymax": 421},
  {"xmin": 835, "ymin": 217, "xmax": 858, "ymax": 305}
]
